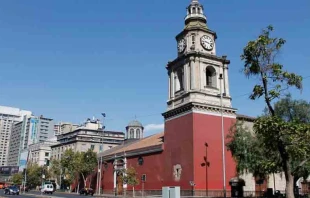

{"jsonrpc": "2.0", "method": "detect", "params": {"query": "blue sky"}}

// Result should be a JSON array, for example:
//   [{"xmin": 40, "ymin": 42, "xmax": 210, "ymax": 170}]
[{"xmin": 0, "ymin": 0, "xmax": 309, "ymax": 136}]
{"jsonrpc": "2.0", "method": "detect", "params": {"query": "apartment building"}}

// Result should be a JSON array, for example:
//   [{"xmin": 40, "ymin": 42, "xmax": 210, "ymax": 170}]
[
  {"xmin": 51, "ymin": 118, "xmax": 125, "ymax": 160},
  {"xmin": 0, "ymin": 106, "xmax": 31, "ymax": 166},
  {"xmin": 7, "ymin": 115, "xmax": 55, "ymax": 166},
  {"xmin": 28, "ymin": 141, "xmax": 57, "ymax": 166},
  {"xmin": 54, "ymin": 122, "xmax": 79, "ymax": 135}
]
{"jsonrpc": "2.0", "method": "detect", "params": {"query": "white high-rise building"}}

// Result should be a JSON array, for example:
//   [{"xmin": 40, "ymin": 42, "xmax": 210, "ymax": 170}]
[
  {"xmin": 8, "ymin": 115, "xmax": 55, "ymax": 167},
  {"xmin": 0, "ymin": 106, "xmax": 32, "ymax": 166}
]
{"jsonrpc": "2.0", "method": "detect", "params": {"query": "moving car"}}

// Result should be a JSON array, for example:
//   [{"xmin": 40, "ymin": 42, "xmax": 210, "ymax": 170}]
[
  {"xmin": 4, "ymin": 186, "xmax": 20, "ymax": 195},
  {"xmin": 41, "ymin": 184, "xmax": 54, "ymax": 194},
  {"xmin": 79, "ymin": 188, "xmax": 94, "ymax": 196}
]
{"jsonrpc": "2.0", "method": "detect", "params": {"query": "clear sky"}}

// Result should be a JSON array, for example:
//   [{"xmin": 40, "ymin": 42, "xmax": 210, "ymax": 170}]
[{"xmin": 0, "ymin": 0, "xmax": 309, "ymax": 136}]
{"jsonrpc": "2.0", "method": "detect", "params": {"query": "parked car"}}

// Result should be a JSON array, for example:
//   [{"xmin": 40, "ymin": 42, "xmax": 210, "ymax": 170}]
[
  {"xmin": 79, "ymin": 188, "xmax": 94, "ymax": 196},
  {"xmin": 41, "ymin": 184, "xmax": 54, "ymax": 194},
  {"xmin": 4, "ymin": 186, "xmax": 20, "ymax": 195}
]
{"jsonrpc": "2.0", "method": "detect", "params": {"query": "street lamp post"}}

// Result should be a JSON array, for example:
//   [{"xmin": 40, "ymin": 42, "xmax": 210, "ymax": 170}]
[
  {"xmin": 219, "ymin": 56, "xmax": 227, "ymax": 198},
  {"xmin": 204, "ymin": 142, "xmax": 209, "ymax": 197},
  {"xmin": 98, "ymin": 113, "xmax": 106, "ymax": 195}
]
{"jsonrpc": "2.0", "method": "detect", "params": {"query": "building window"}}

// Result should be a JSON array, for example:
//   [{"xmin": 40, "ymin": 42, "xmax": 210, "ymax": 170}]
[
  {"xmin": 191, "ymin": 35, "xmax": 195, "ymax": 45},
  {"xmin": 99, "ymin": 145, "xmax": 103, "ymax": 152},
  {"xmin": 175, "ymin": 69, "xmax": 184, "ymax": 92},
  {"xmin": 91, "ymin": 145, "xmax": 95, "ymax": 150},
  {"xmin": 130, "ymin": 129, "xmax": 134, "ymax": 138},
  {"xmin": 206, "ymin": 66, "xmax": 216, "ymax": 88},
  {"xmin": 45, "ymin": 152, "xmax": 49, "ymax": 157},
  {"xmin": 136, "ymin": 129, "xmax": 140, "ymax": 139}
]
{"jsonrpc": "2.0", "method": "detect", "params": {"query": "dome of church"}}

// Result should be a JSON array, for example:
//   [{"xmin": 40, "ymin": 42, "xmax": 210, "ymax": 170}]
[{"xmin": 127, "ymin": 120, "xmax": 143, "ymax": 127}]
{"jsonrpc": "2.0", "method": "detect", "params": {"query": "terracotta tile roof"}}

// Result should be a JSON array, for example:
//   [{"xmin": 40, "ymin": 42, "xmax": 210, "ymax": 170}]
[{"xmin": 98, "ymin": 132, "xmax": 164, "ymax": 158}]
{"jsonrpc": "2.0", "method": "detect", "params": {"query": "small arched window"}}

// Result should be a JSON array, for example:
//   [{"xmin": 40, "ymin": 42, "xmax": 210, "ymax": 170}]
[
  {"xmin": 129, "ymin": 129, "xmax": 134, "ymax": 138},
  {"xmin": 136, "ymin": 129, "xmax": 140, "ymax": 139},
  {"xmin": 192, "ymin": 7, "xmax": 196, "ymax": 14},
  {"xmin": 206, "ymin": 66, "xmax": 216, "ymax": 87}
]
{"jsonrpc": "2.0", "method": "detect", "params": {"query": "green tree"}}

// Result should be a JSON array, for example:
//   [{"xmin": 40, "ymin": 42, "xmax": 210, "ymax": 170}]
[
  {"xmin": 121, "ymin": 166, "xmax": 139, "ymax": 197},
  {"xmin": 26, "ymin": 163, "xmax": 42, "ymax": 188},
  {"xmin": 75, "ymin": 149, "xmax": 98, "ymax": 188},
  {"xmin": 227, "ymin": 121, "xmax": 280, "ymax": 179},
  {"xmin": 273, "ymin": 94, "xmax": 310, "ymax": 123},
  {"xmin": 11, "ymin": 173, "xmax": 23, "ymax": 185},
  {"xmin": 239, "ymin": 26, "xmax": 307, "ymax": 198},
  {"xmin": 50, "ymin": 159, "xmax": 61, "ymax": 180},
  {"xmin": 60, "ymin": 149, "xmax": 78, "ymax": 188}
]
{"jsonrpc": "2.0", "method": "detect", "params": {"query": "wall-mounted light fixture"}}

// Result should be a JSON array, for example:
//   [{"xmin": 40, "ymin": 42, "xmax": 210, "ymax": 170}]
[{"xmin": 138, "ymin": 156, "xmax": 144, "ymax": 165}]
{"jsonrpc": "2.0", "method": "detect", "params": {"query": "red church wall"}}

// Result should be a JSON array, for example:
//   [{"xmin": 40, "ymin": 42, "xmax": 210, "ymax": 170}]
[
  {"xmin": 163, "ymin": 113, "xmax": 194, "ymax": 189},
  {"xmin": 98, "ymin": 111, "xmax": 237, "ymax": 194},
  {"xmin": 126, "ymin": 153, "xmax": 165, "ymax": 190},
  {"xmin": 163, "ymin": 112, "xmax": 236, "ymax": 191},
  {"xmin": 101, "ymin": 161, "xmax": 115, "ymax": 192},
  {"xmin": 100, "ymin": 152, "xmax": 165, "ymax": 192},
  {"xmin": 192, "ymin": 113, "xmax": 236, "ymax": 190}
]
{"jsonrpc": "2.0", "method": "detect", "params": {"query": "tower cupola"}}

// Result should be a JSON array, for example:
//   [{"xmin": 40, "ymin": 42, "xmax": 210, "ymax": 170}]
[
  {"xmin": 126, "ymin": 120, "xmax": 144, "ymax": 140},
  {"xmin": 185, "ymin": 0, "xmax": 207, "ymax": 25}
]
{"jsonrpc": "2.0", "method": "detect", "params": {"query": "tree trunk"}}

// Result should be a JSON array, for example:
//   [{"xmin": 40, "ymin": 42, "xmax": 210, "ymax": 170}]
[
  {"xmin": 133, "ymin": 186, "xmax": 135, "ymax": 197},
  {"xmin": 282, "ymin": 157, "xmax": 295, "ymax": 198},
  {"xmin": 286, "ymin": 174, "xmax": 295, "ymax": 198},
  {"xmin": 81, "ymin": 173, "xmax": 87, "ymax": 188}
]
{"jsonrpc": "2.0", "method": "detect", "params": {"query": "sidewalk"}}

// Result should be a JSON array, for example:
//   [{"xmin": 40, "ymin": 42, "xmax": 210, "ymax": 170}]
[{"xmin": 55, "ymin": 191, "xmax": 161, "ymax": 198}]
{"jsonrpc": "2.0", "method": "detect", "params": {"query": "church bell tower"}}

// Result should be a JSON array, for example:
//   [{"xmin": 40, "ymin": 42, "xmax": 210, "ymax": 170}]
[{"xmin": 163, "ymin": 0, "xmax": 237, "ymax": 193}]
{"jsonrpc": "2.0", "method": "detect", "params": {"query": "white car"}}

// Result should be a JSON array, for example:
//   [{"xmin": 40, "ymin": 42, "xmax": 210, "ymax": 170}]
[{"xmin": 41, "ymin": 184, "xmax": 54, "ymax": 194}]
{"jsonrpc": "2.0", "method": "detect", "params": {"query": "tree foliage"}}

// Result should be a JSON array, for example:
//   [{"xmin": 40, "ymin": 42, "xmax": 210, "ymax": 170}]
[
  {"xmin": 237, "ymin": 25, "xmax": 306, "ymax": 198},
  {"xmin": 228, "ymin": 96, "xmax": 310, "ymax": 196},
  {"xmin": 241, "ymin": 25, "xmax": 302, "ymax": 115},
  {"xmin": 75, "ymin": 149, "xmax": 98, "ymax": 188},
  {"xmin": 273, "ymin": 94, "xmax": 310, "ymax": 123},
  {"xmin": 119, "ymin": 166, "xmax": 139, "ymax": 197},
  {"xmin": 122, "ymin": 166, "xmax": 139, "ymax": 187},
  {"xmin": 50, "ymin": 159, "xmax": 61, "ymax": 179},
  {"xmin": 59, "ymin": 148, "xmax": 98, "ymax": 188},
  {"xmin": 26, "ymin": 163, "xmax": 44, "ymax": 188},
  {"xmin": 60, "ymin": 148, "xmax": 78, "ymax": 185},
  {"xmin": 11, "ymin": 173, "xmax": 23, "ymax": 185},
  {"xmin": 227, "ymin": 121, "xmax": 280, "ymax": 179}
]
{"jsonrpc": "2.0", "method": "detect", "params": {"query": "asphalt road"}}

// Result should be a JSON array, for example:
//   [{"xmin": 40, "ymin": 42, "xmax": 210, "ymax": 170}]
[{"xmin": 0, "ymin": 190, "xmax": 90, "ymax": 198}]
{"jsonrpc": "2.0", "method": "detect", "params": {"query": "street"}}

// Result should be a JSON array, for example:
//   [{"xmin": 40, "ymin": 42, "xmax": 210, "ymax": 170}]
[{"xmin": 0, "ymin": 190, "xmax": 89, "ymax": 198}]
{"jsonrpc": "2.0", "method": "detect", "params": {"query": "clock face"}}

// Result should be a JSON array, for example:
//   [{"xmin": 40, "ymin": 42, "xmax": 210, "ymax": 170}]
[
  {"xmin": 177, "ymin": 39, "xmax": 186, "ymax": 53},
  {"xmin": 200, "ymin": 35, "xmax": 214, "ymax": 51}
]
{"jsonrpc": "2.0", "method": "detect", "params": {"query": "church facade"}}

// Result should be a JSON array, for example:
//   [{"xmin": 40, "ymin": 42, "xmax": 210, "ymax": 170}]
[
  {"xmin": 95, "ymin": 0, "xmax": 238, "ymax": 196},
  {"xmin": 93, "ymin": 0, "xmax": 288, "ymax": 196}
]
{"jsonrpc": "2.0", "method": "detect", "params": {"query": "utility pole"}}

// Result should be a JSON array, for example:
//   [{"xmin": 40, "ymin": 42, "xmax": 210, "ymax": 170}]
[
  {"xmin": 98, "ymin": 113, "xmax": 106, "ymax": 195},
  {"xmin": 220, "ymin": 56, "xmax": 227, "ymax": 198},
  {"xmin": 23, "ymin": 168, "xmax": 27, "ymax": 194}
]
